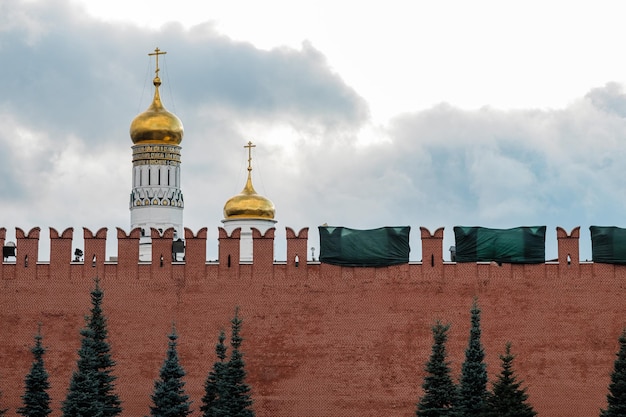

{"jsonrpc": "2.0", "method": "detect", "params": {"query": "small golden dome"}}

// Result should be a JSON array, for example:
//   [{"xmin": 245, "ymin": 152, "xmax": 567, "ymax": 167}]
[
  {"xmin": 130, "ymin": 76, "xmax": 184, "ymax": 145},
  {"xmin": 223, "ymin": 174, "xmax": 275, "ymax": 220},
  {"xmin": 223, "ymin": 141, "xmax": 275, "ymax": 220}
]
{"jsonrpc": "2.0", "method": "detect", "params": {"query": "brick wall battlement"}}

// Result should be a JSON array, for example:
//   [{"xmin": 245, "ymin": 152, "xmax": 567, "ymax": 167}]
[
  {"xmin": 1, "ymin": 226, "xmax": 583, "ymax": 272},
  {"xmin": 1, "ymin": 225, "xmax": 623, "ymax": 417}
]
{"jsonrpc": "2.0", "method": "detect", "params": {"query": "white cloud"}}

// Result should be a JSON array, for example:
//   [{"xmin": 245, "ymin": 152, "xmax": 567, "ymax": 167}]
[{"xmin": 4, "ymin": 0, "xmax": 626, "ymax": 264}]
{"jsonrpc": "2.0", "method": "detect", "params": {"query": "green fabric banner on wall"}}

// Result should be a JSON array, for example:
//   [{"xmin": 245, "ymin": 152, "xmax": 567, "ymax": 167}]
[
  {"xmin": 454, "ymin": 226, "xmax": 546, "ymax": 264},
  {"xmin": 318, "ymin": 226, "xmax": 410, "ymax": 267},
  {"xmin": 590, "ymin": 226, "xmax": 626, "ymax": 264}
]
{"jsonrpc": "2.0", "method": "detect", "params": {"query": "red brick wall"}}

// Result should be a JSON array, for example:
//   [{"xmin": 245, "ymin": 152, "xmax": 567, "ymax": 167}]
[
  {"xmin": 218, "ymin": 227, "xmax": 240, "ymax": 279},
  {"xmin": 0, "ymin": 226, "xmax": 624, "ymax": 417},
  {"xmin": 286, "ymin": 227, "xmax": 308, "ymax": 280},
  {"xmin": 0, "ymin": 227, "xmax": 5, "ymax": 281},
  {"xmin": 116, "ymin": 227, "xmax": 140, "ymax": 278},
  {"xmin": 184, "ymin": 227, "xmax": 207, "ymax": 282},
  {"xmin": 14, "ymin": 227, "xmax": 40, "ymax": 280},
  {"xmin": 84, "ymin": 227, "xmax": 107, "ymax": 280},
  {"xmin": 252, "ymin": 227, "xmax": 274, "ymax": 280},
  {"xmin": 50, "ymin": 228, "xmax": 73, "ymax": 281}
]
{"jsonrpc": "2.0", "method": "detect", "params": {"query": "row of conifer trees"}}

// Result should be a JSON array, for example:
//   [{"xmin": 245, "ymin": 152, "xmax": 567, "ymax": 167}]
[
  {"xmin": 0, "ymin": 279, "xmax": 255, "ymax": 417},
  {"xmin": 414, "ymin": 300, "xmax": 626, "ymax": 417},
  {"xmin": 414, "ymin": 301, "xmax": 536, "ymax": 417},
  {"xmin": 2, "ymin": 282, "xmax": 626, "ymax": 417}
]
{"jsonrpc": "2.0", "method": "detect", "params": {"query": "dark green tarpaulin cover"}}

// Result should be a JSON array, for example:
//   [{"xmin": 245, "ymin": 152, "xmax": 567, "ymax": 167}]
[
  {"xmin": 318, "ymin": 226, "xmax": 410, "ymax": 267},
  {"xmin": 454, "ymin": 226, "xmax": 546, "ymax": 264},
  {"xmin": 590, "ymin": 226, "xmax": 626, "ymax": 264}
]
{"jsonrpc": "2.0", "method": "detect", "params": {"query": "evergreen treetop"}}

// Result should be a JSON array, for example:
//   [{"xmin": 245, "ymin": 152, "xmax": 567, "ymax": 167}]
[
  {"xmin": 416, "ymin": 321, "xmax": 459, "ymax": 417},
  {"xmin": 88, "ymin": 279, "xmax": 121, "ymax": 416},
  {"xmin": 459, "ymin": 299, "xmax": 488, "ymax": 417},
  {"xmin": 601, "ymin": 329, "xmax": 626, "ymax": 417},
  {"xmin": 17, "ymin": 326, "xmax": 51, "ymax": 417},
  {"xmin": 485, "ymin": 342, "xmax": 536, "ymax": 417},
  {"xmin": 62, "ymin": 328, "xmax": 105, "ymax": 417},
  {"xmin": 224, "ymin": 308, "xmax": 254, "ymax": 417},
  {"xmin": 201, "ymin": 308, "xmax": 255, "ymax": 417},
  {"xmin": 62, "ymin": 278, "xmax": 121, "ymax": 417},
  {"xmin": 0, "ymin": 388, "xmax": 7, "ymax": 417},
  {"xmin": 201, "ymin": 330, "xmax": 228, "ymax": 417},
  {"xmin": 147, "ymin": 326, "xmax": 192, "ymax": 417}
]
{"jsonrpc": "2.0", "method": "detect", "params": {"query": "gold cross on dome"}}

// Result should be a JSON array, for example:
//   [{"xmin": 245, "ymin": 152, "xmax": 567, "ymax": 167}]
[
  {"xmin": 148, "ymin": 47, "xmax": 167, "ymax": 77},
  {"xmin": 244, "ymin": 141, "xmax": 256, "ymax": 172}
]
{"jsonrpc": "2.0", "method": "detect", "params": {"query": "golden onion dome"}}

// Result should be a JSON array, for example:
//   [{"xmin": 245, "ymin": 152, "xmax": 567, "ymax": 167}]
[
  {"xmin": 223, "ymin": 141, "xmax": 275, "ymax": 220},
  {"xmin": 130, "ymin": 76, "xmax": 184, "ymax": 146},
  {"xmin": 223, "ymin": 173, "xmax": 275, "ymax": 220}
]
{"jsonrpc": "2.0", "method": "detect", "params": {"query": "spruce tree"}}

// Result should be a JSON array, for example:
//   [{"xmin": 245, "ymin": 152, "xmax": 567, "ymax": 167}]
[
  {"xmin": 458, "ymin": 299, "xmax": 488, "ymax": 417},
  {"xmin": 62, "ymin": 279, "xmax": 121, "ymax": 417},
  {"xmin": 601, "ymin": 329, "xmax": 626, "ymax": 417},
  {"xmin": 223, "ymin": 309, "xmax": 254, "ymax": 417},
  {"xmin": 88, "ymin": 280, "xmax": 121, "ymax": 417},
  {"xmin": 147, "ymin": 327, "xmax": 192, "ymax": 417},
  {"xmin": 201, "ymin": 330, "xmax": 228, "ymax": 417},
  {"xmin": 416, "ymin": 321, "xmax": 459, "ymax": 417},
  {"xmin": 17, "ymin": 327, "xmax": 51, "ymax": 417},
  {"xmin": 485, "ymin": 342, "xmax": 536, "ymax": 417},
  {"xmin": 201, "ymin": 309, "xmax": 255, "ymax": 417},
  {"xmin": 62, "ymin": 330, "xmax": 104, "ymax": 417},
  {"xmin": 0, "ymin": 388, "xmax": 7, "ymax": 417}
]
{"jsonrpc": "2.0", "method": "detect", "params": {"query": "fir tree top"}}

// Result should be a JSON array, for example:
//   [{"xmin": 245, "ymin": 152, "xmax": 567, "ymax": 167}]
[
  {"xmin": 147, "ymin": 326, "xmax": 192, "ymax": 417},
  {"xmin": 89, "ymin": 278, "xmax": 109, "ymax": 342},
  {"xmin": 486, "ymin": 342, "xmax": 536, "ymax": 417},
  {"xmin": 225, "ymin": 308, "xmax": 255, "ymax": 417},
  {"xmin": 416, "ymin": 321, "xmax": 459, "ymax": 417},
  {"xmin": 17, "ymin": 326, "xmax": 51, "ymax": 417},
  {"xmin": 201, "ymin": 330, "xmax": 228, "ymax": 417},
  {"xmin": 459, "ymin": 299, "xmax": 488, "ymax": 417},
  {"xmin": 601, "ymin": 329, "xmax": 626, "ymax": 417},
  {"xmin": 62, "ymin": 278, "xmax": 121, "ymax": 417}
]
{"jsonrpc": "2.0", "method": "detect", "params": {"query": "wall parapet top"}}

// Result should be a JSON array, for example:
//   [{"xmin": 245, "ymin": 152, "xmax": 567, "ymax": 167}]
[{"xmin": 0, "ymin": 225, "xmax": 590, "ymax": 267}]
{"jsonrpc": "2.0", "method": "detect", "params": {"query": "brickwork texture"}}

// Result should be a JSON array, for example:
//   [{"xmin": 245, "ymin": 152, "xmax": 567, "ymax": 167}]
[{"xmin": 0, "ymin": 225, "xmax": 623, "ymax": 417}]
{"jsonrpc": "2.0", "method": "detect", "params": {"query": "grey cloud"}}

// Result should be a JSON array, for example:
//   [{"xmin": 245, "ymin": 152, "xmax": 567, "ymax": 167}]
[
  {"xmin": 585, "ymin": 82, "xmax": 626, "ymax": 117},
  {"xmin": 261, "ymin": 91, "xmax": 626, "ymax": 260},
  {"xmin": 0, "ymin": 0, "xmax": 369, "ymax": 228},
  {"xmin": 4, "ymin": 0, "xmax": 626, "ymax": 264},
  {"xmin": 0, "ymin": 0, "xmax": 368, "ymax": 142},
  {"xmin": 383, "ymin": 95, "xmax": 626, "ymax": 257},
  {"xmin": 171, "ymin": 38, "xmax": 370, "ymax": 134}
]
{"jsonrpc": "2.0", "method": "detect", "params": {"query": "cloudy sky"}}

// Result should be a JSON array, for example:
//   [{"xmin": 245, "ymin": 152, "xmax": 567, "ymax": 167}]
[{"xmin": 3, "ymin": 0, "xmax": 626, "ymax": 261}]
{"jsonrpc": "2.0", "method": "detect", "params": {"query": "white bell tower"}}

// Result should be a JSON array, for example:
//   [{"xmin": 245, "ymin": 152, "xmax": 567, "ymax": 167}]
[{"xmin": 129, "ymin": 48, "xmax": 185, "ymax": 261}]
